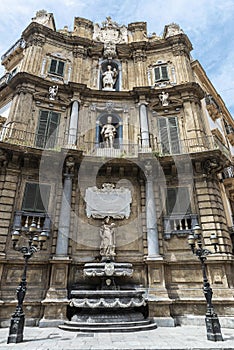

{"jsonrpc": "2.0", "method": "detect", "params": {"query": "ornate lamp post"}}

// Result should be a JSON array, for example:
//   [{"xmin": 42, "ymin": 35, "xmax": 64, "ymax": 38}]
[
  {"xmin": 187, "ymin": 225, "xmax": 223, "ymax": 342},
  {"xmin": 7, "ymin": 218, "xmax": 50, "ymax": 344}
]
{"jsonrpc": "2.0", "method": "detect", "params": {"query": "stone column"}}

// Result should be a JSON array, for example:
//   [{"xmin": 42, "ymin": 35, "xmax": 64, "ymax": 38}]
[
  {"xmin": 56, "ymin": 175, "xmax": 73, "ymax": 256},
  {"xmin": 40, "ymin": 156, "xmax": 74, "ymax": 327},
  {"xmin": 144, "ymin": 161, "xmax": 160, "ymax": 258},
  {"xmin": 68, "ymin": 100, "xmax": 79, "ymax": 145},
  {"xmin": 139, "ymin": 104, "xmax": 150, "ymax": 148}
]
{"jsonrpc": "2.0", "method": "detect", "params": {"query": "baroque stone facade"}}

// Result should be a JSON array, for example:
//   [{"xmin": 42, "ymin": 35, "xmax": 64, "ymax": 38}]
[{"xmin": 0, "ymin": 10, "xmax": 233, "ymax": 328}]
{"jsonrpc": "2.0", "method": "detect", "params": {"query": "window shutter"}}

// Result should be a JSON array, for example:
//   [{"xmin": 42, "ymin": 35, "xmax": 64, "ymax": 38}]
[
  {"xmin": 168, "ymin": 117, "xmax": 180, "ymax": 154},
  {"xmin": 49, "ymin": 59, "xmax": 57, "ymax": 73},
  {"xmin": 57, "ymin": 61, "xmax": 65, "ymax": 76},
  {"xmin": 166, "ymin": 187, "xmax": 191, "ymax": 214},
  {"xmin": 46, "ymin": 112, "xmax": 60, "ymax": 148},
  {"xmin": 22, "ymin": 183, "xmax": 51, "ymax": 212},
  {"xmin": 166, "ymin": 188, "xmax": 177, "ymax": 214},
  {"xmin": 161, "ymin": 66, "xmax": 168, "ymax": 80},
  {"xmin": 158, "ymin": 117, "xmax": 170, "ymax": 154},
  {"xmin": 22, "ymin": 183, "xmax": 38, "ymax": 211},
  {"xmin": 154, "ymin": 67, "xmax": 160, "ymax": 81},
  {"xmin": 158, "ymin": 116, "xmax": 180, "ymax": 154},
  {"xmin": 35, "ymin": 184, "xmax": 50, "ymax": 212},
  {"xmin": 36, "ymin": 111, "xmax": 49, "ymax": 148},
  {"xmin": 35, "ymin": 111, "xmax": 60, "ymax": 148}
]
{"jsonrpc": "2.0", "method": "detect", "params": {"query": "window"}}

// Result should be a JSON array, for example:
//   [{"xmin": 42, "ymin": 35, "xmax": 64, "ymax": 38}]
[
  {"xmin": 158, "ymin": 116, "xmax": 180, "ymax": 154},
  {"xmin": 166, "ymin": 187, "xmax": 191, "ymax": 215},
  {"xmin": 22, "ymin": 183, "xmax": 50, "ymax": 212},
  {"xmin": 35, "ymin": 110, "xmax": 60, "ymax": 148},
  {"xmin": 154, "ymin": 65, "xmax": 169, "ymax": 82},
  {"xmin": 49, "ymin": 59, "xmax": 65, "ymax": 76}
]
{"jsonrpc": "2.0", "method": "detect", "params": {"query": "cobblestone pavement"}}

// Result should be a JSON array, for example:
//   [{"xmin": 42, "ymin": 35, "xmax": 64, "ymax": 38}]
[{"xmin": 0, "ymin": 325, "xmax": 233, "ymax": 350}]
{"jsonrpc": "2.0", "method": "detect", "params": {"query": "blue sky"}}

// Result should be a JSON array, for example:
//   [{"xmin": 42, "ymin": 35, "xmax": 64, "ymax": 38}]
[{"xmin": 0, "ymin": 0, "xmax": 233, "ymax": 116}]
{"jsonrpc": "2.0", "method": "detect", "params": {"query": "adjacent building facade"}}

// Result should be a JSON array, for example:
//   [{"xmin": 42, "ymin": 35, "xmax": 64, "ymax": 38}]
[{"xmin": 0, "ymin": 10, "xmax": 233, "ymax": 327}]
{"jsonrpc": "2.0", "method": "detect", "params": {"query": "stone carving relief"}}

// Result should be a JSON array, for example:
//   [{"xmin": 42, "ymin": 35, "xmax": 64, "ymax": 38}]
[
  {"xmin": 164, "ymin": 23, "xmax": 184, "ymax": 38},
  {"xmin": 32, "ymin": 10, "xmax": 55, "ymax": 30},
  {"xmin": 93, "ymin": 16, "xmax": 128, "ymax": 58},
  {"xmin": 85, "ymin": 183, "xmax": 132, "ymax": 219}
]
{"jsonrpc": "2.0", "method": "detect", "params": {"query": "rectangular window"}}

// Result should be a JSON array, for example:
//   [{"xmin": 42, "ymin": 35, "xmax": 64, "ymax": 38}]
[
  {"xmin": 158, "ymin": 116, "xmax": 181, "ymax": 154},
  {"xmin": 22, "ymin": 183, "xmax": 50, "ymax": 212},
  {"xmin": 154, "ymin": 65, "xmax": 169, "ymax": 82},
  {"xmin": 49, "ymin": 59, "xmax": 65, "ymax": 76},
  {"xmin": 166, "ymin": 187, "xmax": 191, "ymax": 215},
  {"xmin": 35, "ymin": 110, "xmax": 60, "ymax": 148}
]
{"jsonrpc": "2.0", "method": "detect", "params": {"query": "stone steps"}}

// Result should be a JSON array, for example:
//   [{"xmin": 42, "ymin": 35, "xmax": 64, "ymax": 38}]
[{"xmin": 59, "ymin": 318, "xmax": 157, "ymax": 332}]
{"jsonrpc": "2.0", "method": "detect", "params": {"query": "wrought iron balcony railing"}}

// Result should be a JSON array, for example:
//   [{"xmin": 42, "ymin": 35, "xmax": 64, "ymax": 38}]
[{"xmin": 0, "ymin": 125, "xmax": 231, "ymax": 159}]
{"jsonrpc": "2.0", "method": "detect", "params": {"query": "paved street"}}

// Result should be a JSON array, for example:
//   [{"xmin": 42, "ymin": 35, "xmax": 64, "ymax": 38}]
[{"xmin": 0, "ymin": 325, "xmax": 233, "ymax": 350}]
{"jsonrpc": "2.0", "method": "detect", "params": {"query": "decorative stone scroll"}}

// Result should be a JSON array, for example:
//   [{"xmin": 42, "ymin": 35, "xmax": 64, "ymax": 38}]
[{"xmin": 85, "ymin": 183, "xmax": 132, "ymax": 219}]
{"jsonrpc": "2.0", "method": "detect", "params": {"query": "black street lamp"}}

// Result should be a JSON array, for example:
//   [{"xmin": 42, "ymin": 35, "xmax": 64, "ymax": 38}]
[
  {"xmin": 188, "ymin": 224, "xmax": 223, "ymax": 342},
  {"xmin": 7, "ymin": 218, "xmax": 50, "ymax": 344}
]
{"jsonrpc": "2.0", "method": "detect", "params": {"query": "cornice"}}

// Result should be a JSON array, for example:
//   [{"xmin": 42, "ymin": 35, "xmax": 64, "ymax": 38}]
[{"xmin": 22, "ymin": 22, "xmax": 92, "ymax": 49}]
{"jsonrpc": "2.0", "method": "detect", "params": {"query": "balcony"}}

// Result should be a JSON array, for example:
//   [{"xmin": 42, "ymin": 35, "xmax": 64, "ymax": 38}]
[
  {"xmin": 163, "ymin": 214, "xmax": 199, "ymax": 239},
  {"xmin": 1, "ymin": 38, "xmax": 26, "ymax": 63},
  {"xmin": 0, "ymin": 125, "xmax": 231, "ymax": 159},
  {"xmin": 0, "ymin": 73, "xmax": 12, "ymax": 89}
]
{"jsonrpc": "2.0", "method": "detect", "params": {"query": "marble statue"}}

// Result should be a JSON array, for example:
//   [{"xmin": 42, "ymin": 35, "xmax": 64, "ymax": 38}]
[
  {"xmin": 100, "ymin": 217, "xmax": 116, "ymax": 259},
  {"xmin": 101, "ymin": 116, "xmax": 116, "ymax": 148},
  {"xmin": 49, "ymin": 85, "xmax": 58, "ymax": 100},
  {"xmin": 159, "ymin": 91, "xmax": 169, "ymax": 106},
  {"xmin": 102, "ymin": 65, "xmax": 118, "ymax": 90}
]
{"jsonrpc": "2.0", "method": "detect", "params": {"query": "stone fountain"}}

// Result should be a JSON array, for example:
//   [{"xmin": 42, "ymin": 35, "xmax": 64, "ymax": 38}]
[{"xmin": 59, "ymin": 184, "xmax": 157, "ymax": 332}]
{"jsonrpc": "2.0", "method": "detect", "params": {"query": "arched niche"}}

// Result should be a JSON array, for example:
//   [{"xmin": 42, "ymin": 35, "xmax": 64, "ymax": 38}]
[
  {"xmin": 95, "ymin": 113, "xmax": 123, "ymax": 148},
  {"xmin": 99, "ymin": 60, "xmax": 121, "ymax": 91}
]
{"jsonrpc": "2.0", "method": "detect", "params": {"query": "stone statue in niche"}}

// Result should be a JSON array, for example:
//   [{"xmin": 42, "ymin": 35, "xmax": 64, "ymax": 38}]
[
  {"xmin": 102, "ymin": 65, "xmax": 118, "ymax": 90},
  {"xmin": 159, "ymin": 91, "xmax": 169, "ymax": 106},
  {"xmin": 101, "ymin": 116, "xmax": 116, "ymax": 148},
  {"xmin": 99, "ymin": 216, "xmax": 116, "ymax": 259}
]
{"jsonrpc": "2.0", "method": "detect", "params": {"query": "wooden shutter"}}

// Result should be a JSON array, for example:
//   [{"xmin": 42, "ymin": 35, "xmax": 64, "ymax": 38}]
[
  {"xmin": 168, "ymin": 117, "xmax": 180, "ymax": 154},
  {"xmin": 35, "ymin": 184, "xmax": 50, "ymax": 212},
  {"xmin": 158, "ymin": 117, "xmax": 170, "ymax": 154},
  {"xmin": 49, "ymin": 59, "xmax": 57, "ymax": 74},
  {"xmin": 154, "ymin": 67, "xmax": 160, "ymax": 81},
  {"xmin": 35, "ymin": 111, "xmax": 60, "ymax": 148},
  {"xmin": 57, "ymin": 61, "xmax": 65, "ymax": 76},
  {"xmin": 158, "ymin": 116, "xmax": 180, "ymax": 154},
  {"xmin": 161, "ymin": 66, "xmax": 168, "ymax": 80},
  {"xmin": 22, "ymin": 183, "xmax": 50, "ymax": 212},
  {"xmin": 166, "ymin": 187, "xmax": 191, "ymax": 214},
  {"xmin": 36, "ymin": 111, "xmax": 49, "ymax": 148},
  {"xmin": 46, "ymin": 112, "xmax": 60, "ymax": 148},
  {"xmin": 22, "ymin": 183, "xmax": 38, "ymax": 211}
]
